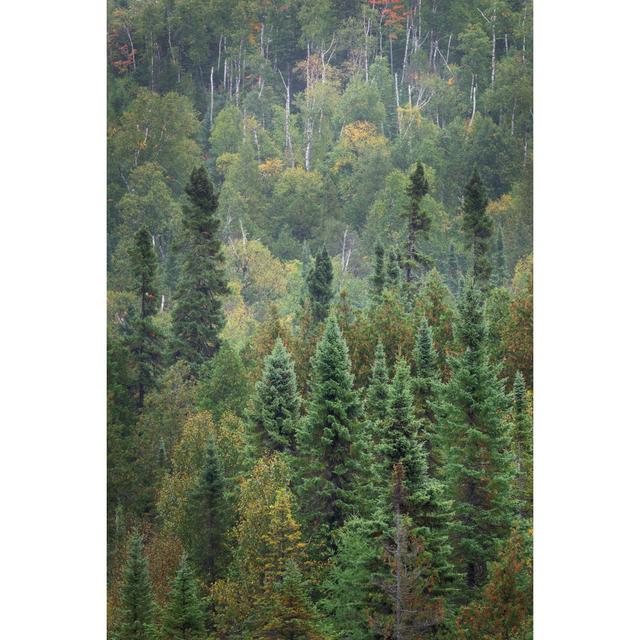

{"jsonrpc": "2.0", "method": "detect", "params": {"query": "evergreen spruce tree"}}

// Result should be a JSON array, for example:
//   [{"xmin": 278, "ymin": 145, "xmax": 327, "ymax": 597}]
[
  {"xmin": 448, "ymin": 242, "xmax": 459, "ymax": 294},
  {"xmin": 161, "ymin": 555, "xmax": 206, "ymax": 640},
  {"xmin": 129, "ymin": 228, "xmax": 162, "ymax": 408},
  {"xmin": 378, "ymin": 360, "xmax": 458, "ymax": 603},
  {"xmin": 184, "ymin": 435, "xmax": 227, "ymax": 582},
  {"xmin": 172, "ymin": 166, "xmax": 229, "ymax": 368},
  {"xmin": 296, "ymin": 316, "xmax": 364, "ymax": 549},
  {"xmin": 512, "ymin": 370, "xmax": 533, "ymax": 518},
  {"xmin": 440, "ymin": 280, "xmax": 517, "ymax": 597},
  {"xmin": 462, "ymin": 167, "xmax": 493, "ymax": 289},
  {"xmin": 306, "ymin": 246, "xmax": 334, "ymax": 323},
  {"xmin": 114, "ymin": 531, "xmax": 157, "ymax": 640},
  {"xmin": 370, "ymin": 242, "xmax": 386, "ymax": 301},
  {"xmin": 366, "ymin": 340, "xmax": 391, "ymax": 426},
  {"xmin": 403, "ymin": 162, "xmax": 430, "ymax": 285},
  {"xmin": 251, "ymin": 338, "xmax": 301, "ymax": 453},
  {"xmin": 386, "ymin": 248, "xmax": 401, "ymax": 287}
]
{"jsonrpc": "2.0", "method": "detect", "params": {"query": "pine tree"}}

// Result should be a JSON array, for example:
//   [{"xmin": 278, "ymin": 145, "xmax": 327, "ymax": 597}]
[
  {"xmin": 114, "ymin": 531, "xmax": 157, "ymax": 640},
  {"xmin": 251, "ymin": 338, "xmax": 301, "ymax": 453},
  {"xmin": 386, "ymin": 248, "xmax": 401, "ymax": 286},
  {"xmin": 296, "ymin": 316, "xmax": 364, "ymax": 549},
  {"xmin": 172, "ymin": 166, "xmax": 229, "ymax": 367},
  {"xmin": 306, "ymin": 246, "xmax": 334, "ymax": 323},
  {"xmin": 440, "ymin": 280, "xmax": 517, "ymax": 597},
  {"xmin": 129, "ymin": 228, "xmax": 162, "ymax": 408},
  {"xmin": 370, "ymin": 242, "xmax": 386, "ymax": 301},
  {"xmin": 462, "ymin": 167, "xmax": 493, "ymax": 289},
  {"xmin": 184, "ymin": 435, "xmax": 227, "ymax": 582},
  {"xmin": 161, "ymin": 555, "xmax": 206, "ymax": 640},
  {"xmin": 403, "ymin": 162, "xmax": 430, "ymax": 285}
]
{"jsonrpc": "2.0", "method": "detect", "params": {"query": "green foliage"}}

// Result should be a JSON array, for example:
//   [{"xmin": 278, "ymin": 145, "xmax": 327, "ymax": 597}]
[
  {"xmin": 114, "ymin": 531, "xmax": 157, "ymax": 640},
  {"xmin": 296, "ymin": 316, "xmax": 364, "ymax": 549},
  {"xmin": 462, "ymin": 167, "xmax": 493, "ymax": 288},
  {"xmin": 161, "ymin": 555, "xmax": 207, "ymax": 640},
  {"xmin": 306, "ymin": 247, "xmax": 334, "ymax": 323},
  {"xmin": 440, "ymin": 280, "xmax": 517, "ymax": 597},
  {"xmin": 251, "ymin": 338, "xmax": 301, "ymax": 453},
  {"xmin": 370, "ymin": 242, "xmax": 386, "ymax": 302},
  {"xmin": 402, "ymin": 162, "xmax": 431, "ymax": 288},
  {"xmin": 172, "ymin": 166, "xmax": 229, "ymax": 367}
]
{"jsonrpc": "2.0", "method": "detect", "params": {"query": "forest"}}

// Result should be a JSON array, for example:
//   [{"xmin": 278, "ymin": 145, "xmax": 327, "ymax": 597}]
[{"xmin": 107, "ymin": 1, "xmax": 533, "ymax": 638}]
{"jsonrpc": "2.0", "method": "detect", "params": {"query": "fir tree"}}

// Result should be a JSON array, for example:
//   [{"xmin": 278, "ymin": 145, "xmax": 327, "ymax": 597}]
[
  {"xmin": 386, "ymin": 248, "xmax": 401, "ymax": 286},
  {"xmin": 251, "ymin": 338, "xmax": 301, "ymax": 453},
  {"xmin": 114, "ymin": 531, "xmax": 157, "ymax": 640},
  {"xmin": 129, "ymin": 228, "xmax": 162, "ymax": 408},
  {"xmin": 403, "ymin": 162, "xmax": 430, "ymax": 285},
  {"xmin": 296, "ymin": 316, "xmax": 364, "ymax": 549},
  {"xmin": 370, "ymin": 242, "xmax": 386, "ymax": 301},
  {"xmin": 462, "ymin": 167, "xmax": 493, "ymax": 289},
  {"xmin": 412, "ymin": 317, "xmax": 440, "ymax": 425},
  {"xmin": 440, "ymin": 280, "xmax": 517, "ymax": 597},
  {"xmin": 184, "ymin": 435, "xmax": 227, "ymax": 582},
  {"xmin": 172, "ymin": 166, "xmax": 229, "ymax": 368},
  {"xmin": 306, "ymin": 246, "xmax": 334, "ymax": 323},
  {"xmin": 161, "ymin": 555, "xmax": 206, "ymax": 640}
]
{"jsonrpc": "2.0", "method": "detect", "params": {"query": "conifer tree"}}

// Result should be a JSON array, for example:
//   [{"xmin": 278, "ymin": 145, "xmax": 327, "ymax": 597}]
[
  {"xmin": 183, "ymin": 435, "xmax": 227, "ymax": 582},
  {"xmin": 306, "ymin": 246, "xmax": 334, "ymax": 323},
  {"xmin": 161, "ymin": 555, "xmax": 206, "ymax": 640},
  {"xmin": 448, "ymin": 242, "xmax": 459, "ymax": 294},
  {"xmin": 366, "ymin": 340, "xmax": 390, "ymax": 426},
  {"xmin": 403, "ymin": 162, "xmax": 430, "ymax": 285},
  {"xmin": 412, "ymin": 317, "xmax": 440, "ymax": 425},
  {"xmin": 370, "ymin": 242, "xmax": 386, "ymax": 301},
  {"xmin": 386, "ymin": 248, "xmax": 401, "ymax": 286},
  {"xmin": 512, "ymin": 371, "xmax": 533, "ymax": 518},
  {"xmin": 114, "ymin": 531, "xmax": 157, "ymax": 640},
  {"xmin": 172, "ymin": 166, "xmax": 229, "ymax": 367},
  {"xmin": 493, "ymin": 224, "xmax": 507, "ymax": 286},
  {"xmin": 379, "ymin": 360, "xmax": 458, "ymax": 603},
  {"xmin": 296, "ymin": 316, "xmax": 364, "ymax": 548},
  {"xmin": 129, "ymin": 228, "xmax": 162, "ymax": 408},
  {"xmin": 251, "ymin": 338, "xmax": 301, "ymax": 453},
  {"xmin": 462, "ymin": 167, "xmax": 493, "ymax": 288},
  {"xmin": 440, "ymin": 280, "xmax": 517, "ymax": 596}
]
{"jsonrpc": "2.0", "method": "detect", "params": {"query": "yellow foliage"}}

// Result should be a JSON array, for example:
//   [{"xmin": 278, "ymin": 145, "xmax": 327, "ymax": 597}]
[{"xmin": 258, "ymin": 157, "xmax": 284, "ymax": 177}]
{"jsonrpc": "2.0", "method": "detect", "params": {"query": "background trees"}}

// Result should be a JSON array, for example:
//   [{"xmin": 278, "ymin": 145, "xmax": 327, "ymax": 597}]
[{"xmin": 106, "ymin": 2, "xmax": 534, "ymax": 638}]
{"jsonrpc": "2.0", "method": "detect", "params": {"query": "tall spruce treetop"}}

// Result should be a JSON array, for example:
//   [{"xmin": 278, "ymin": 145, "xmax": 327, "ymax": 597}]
[
  {"xmin": 251, "ymin": 338, "xmax": 301, "ymax": 453},
  {"xmin": 296, "ymin": 316, "xmax": 364, "ymax": 548},
  {"xmin": 386, "ymin": 247, "xmax": 401, "ymax": 286},
  {"xmin": 370, "ymin": 243, "xmax": 386, "ymax": 302},
  {"xmin": 462, "ymin": 167, "xmax": 493, "ymax": 288},
  {"xmin": 493, "ymin": 224, "xmax": 507, "ymax": 286},
  {"xmin": 306, "ymin": 247, "xmax": 334, "ymax": 323},
  {"xmin": 448, "ymin": 242, "xmax": 459, "ymax": 294},
  {"xmin": 403, "ymin": 162, "xmax": 430, "ymax": 285},
  {"xmin": 172, "ymin": 165, "xmax": 229, "ymax": 368},
  {"xmin": 114, "ymin": 531, "xmax": 157, "ymax": 640},
  {"xmin": 161, "ymin": 554, "xmax": 206, "ymax": 640},
  {"xmin": 440, "ymin": 279, "xmax": 516, "ymax": 596}
]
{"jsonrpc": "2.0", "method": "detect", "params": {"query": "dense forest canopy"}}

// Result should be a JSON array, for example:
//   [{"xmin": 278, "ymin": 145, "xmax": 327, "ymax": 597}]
[{"xmin": 107, "ymin": 1, "xmax": 533, "ymax": 638}]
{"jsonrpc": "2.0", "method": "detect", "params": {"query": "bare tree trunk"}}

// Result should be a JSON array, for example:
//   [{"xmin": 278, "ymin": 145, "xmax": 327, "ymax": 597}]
[
  {"xmin": 125, "ymin": 27, "xmax": 136, "ymax": 71},
  {"xmin": 209, "ymin": 66, "xmax": 215, "ymax": 127},
  {"xmin": 395, "ymin": 72, "xmax": 402, "ymax": 134}
]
